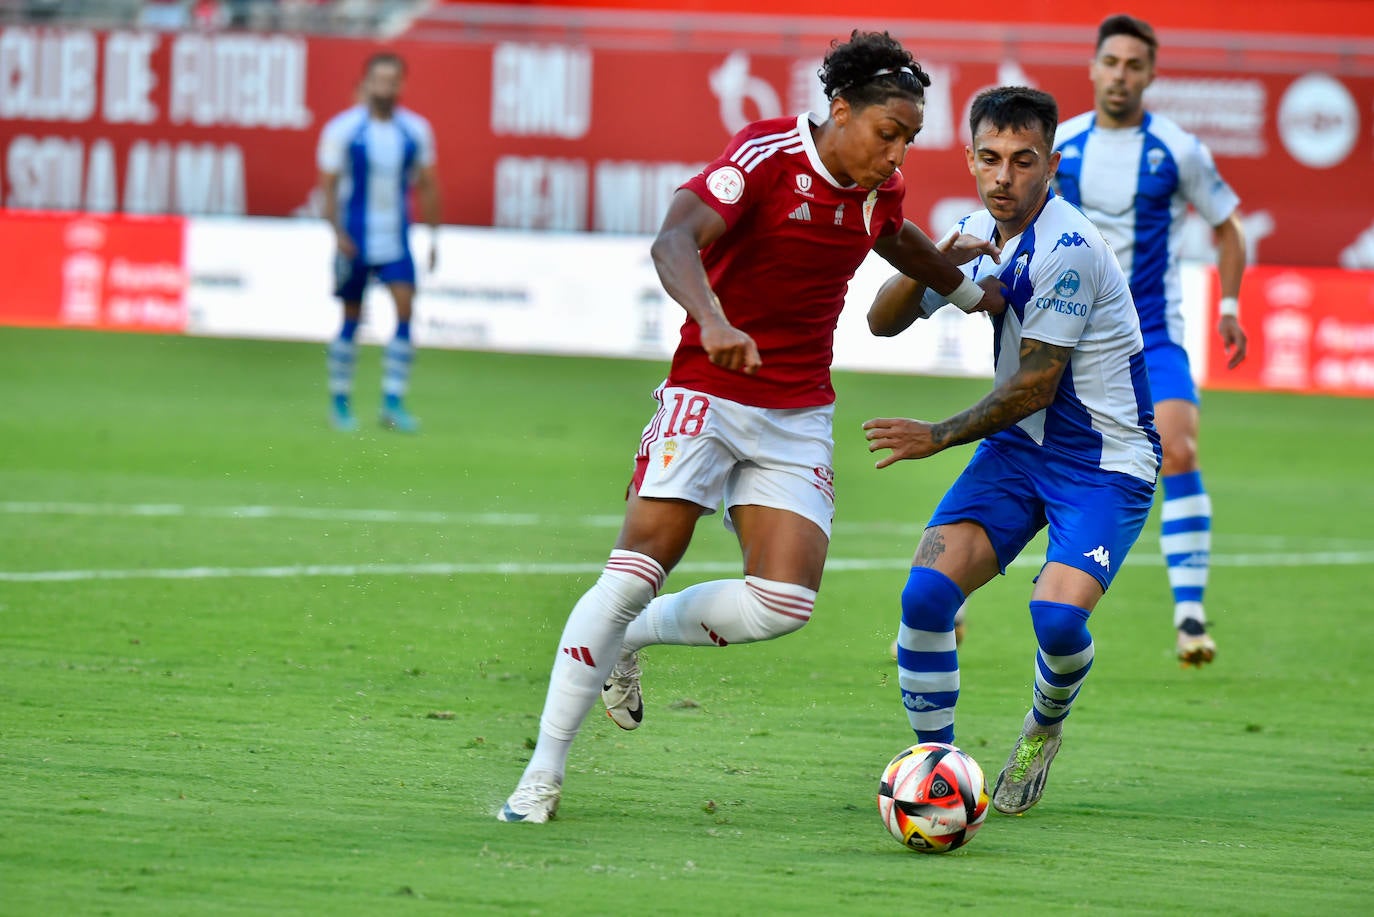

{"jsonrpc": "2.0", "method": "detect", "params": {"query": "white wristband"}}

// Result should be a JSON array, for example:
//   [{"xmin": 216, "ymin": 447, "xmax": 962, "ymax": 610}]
[
  {"xmin": 1219, "ymin": 296, "xmax": 1239, "ymax": 318},
  {"xmin": 946, "ymin": 276, "xmax": 985, "ymax": 313}
]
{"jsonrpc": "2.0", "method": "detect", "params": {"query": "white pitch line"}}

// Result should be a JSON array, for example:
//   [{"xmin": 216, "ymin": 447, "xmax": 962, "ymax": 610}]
[
  {"xmin": 2, "ymin": 550, "xmax": 1373, "ymax": 583},
  {"xmin": 5, "ymin": 501, "xmax": 1374, "ymax": 547}
]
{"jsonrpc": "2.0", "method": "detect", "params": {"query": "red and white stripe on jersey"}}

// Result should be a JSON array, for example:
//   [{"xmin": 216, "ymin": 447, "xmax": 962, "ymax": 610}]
[
  {"xmin": 730, "ymin": 127, "xmax": 806, "ymax": 173},
  {"xmin": 746, "ymin": 577, "xmax": 815, "ymax": 623},
  {"xmin": 606, "ymin": 549, "xmax": 667, "ymax": 594}
]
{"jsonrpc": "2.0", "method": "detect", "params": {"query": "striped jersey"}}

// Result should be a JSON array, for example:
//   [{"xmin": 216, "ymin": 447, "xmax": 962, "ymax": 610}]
[
  {"xmin": 936, "ymin": 190, "xmax": 1160, "ymax": 483},
  {"xmin": 1053, "ymin": 111, "xmax": 1239, "ymax": 344},
  {"xmin": 317, "ymin": 105, "xmax": 436, "ymax": 265},
  {"xmin": 674, "ymin": 113, "xmax": 907, "ymax": 408}
]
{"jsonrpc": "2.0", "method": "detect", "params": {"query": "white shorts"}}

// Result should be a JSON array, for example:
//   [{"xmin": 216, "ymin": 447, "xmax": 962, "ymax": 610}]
[{"xmin": 630, "ymin": 384, "xmax": 836, "ymax": 538}]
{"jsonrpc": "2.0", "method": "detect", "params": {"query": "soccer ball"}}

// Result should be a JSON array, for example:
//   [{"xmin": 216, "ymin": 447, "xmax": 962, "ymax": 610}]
[{"xmin": 877, "ymin": 742, "xmax": 989, "ymax": 853}]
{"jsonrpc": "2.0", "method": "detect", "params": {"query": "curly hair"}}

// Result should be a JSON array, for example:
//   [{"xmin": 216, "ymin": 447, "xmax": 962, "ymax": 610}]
[{"xmin": 818, "ymin": 30, "xmax": 930, "ymax": 110}]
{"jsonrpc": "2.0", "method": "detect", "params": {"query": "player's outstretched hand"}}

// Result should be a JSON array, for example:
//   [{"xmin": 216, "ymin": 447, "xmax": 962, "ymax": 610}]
[
  {"xmin": 941, "ymin": 231, "xmax": 1001, "ymax": 266},
  {"xmin": 862, "ymin": 416, "xmax": 941, "ymax": 468},
  {"xmin": 701, "ymin": 321, "xmax": 762, "ymax": 375},
  {"xmin": 1218, "ymin": 315, "xmax": 1248, "ymax": 369}
]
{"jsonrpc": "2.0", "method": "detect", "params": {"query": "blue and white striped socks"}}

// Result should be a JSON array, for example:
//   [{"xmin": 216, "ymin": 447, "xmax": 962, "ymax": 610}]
[
  {"xmin": 1029, "ymin": 600, "xmax": 1094, "ymax": 728},
  {"xmin": 1160, "ymin": 470, "xmax": 1211, "ymax": 628},
  {"xmin": 895, "ymin": 567, "xmax": 964, "ymax": 744},
  {"xmin": 382, "ymin": 320, "xmax": 414, "ymax": 409},
  {"xmin": 327, "ymin": 317, "xmax": 359, "ymax": 406}
]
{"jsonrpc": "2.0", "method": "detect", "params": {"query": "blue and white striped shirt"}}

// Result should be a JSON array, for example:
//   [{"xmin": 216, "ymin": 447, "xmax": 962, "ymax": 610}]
[
  {"xmin": 317, "ymin": 105, "xmax": 436, "ymax": 265},
  {"xmin": 1053, "ymin": 111, "xmax": 1239, "ymax": 345}
]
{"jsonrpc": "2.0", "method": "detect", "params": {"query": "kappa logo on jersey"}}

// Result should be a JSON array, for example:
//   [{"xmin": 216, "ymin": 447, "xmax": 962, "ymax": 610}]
[
  {"xmin": 834, "ymin": 203, "xmax": 845, "ymax": 226},
  {"xmin": 1055, "ymin": 269, "xmax": 1082, "ymax": 298},
  {"xmin": 1051, "ymin": 232, "xmax": 1092, "ymax": 252},
  {"xmin": 706, "ymin": 166, "xmax": 745, "ymax": 204},
  {"xmin": 788, "ymin": 202, "xmax": 812, "ymax": 222},
  {"xmin": 1083, "ymin": 545, "xmax": 1111, "ymax": 570},
  {"xmin": 862, "ymin": 189, "xmax": 878, "ymax": 234},
  {"xmin": 1146, "ymin": 148, "xmax": 1166, "ymax": 174},
  {"xmin": 796, "ymin": 173, "xmax": 813, "ymax": 194}
]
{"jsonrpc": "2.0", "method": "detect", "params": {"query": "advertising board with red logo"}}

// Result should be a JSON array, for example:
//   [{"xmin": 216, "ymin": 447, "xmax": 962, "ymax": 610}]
[
  {"xmin": 1, "ymin": 19, "xmax": 1371, "ymax": 268},
  {"xmin": 1205, "ymin": 266, "xmax": 1374, "ymax": 398},
  {"xmin": 0, "ymin": 210, "xmax": 186, "ymax": 333}
]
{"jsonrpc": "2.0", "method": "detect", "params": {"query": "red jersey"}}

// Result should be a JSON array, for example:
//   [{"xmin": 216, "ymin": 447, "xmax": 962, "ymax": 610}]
[{"xmin": 670, "ymin": 113, "xmax": 907, "ymax": 408}]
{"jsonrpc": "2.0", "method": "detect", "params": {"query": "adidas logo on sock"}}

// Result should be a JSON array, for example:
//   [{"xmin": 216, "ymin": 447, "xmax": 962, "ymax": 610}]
[{"xmin": 788, "ymin": 202, "xmax": 812, "ymax": 222}]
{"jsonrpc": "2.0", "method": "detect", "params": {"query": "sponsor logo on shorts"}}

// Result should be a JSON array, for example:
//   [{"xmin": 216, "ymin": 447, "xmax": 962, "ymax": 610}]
[{"xmin": 811, "ymin": 465, "xmax": 835, "ymax": 502}]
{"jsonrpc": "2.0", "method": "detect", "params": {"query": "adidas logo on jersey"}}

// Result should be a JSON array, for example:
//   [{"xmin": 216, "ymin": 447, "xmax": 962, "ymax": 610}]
[{"xmin": 788, "ymin": 202, "xmax": 812, "ymax": 222}]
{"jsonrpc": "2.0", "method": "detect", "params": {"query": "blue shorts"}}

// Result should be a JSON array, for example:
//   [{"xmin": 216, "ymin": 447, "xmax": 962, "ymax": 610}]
[
  {"xmin": 334, "ymin": 253, "xmax": 416, "ymax": 303},
  {"xmin": 927, "ymin": 434, "xmax": 1155, "ymax": 591},
  {"xmin": 1142, "ymin": 337, "xmax": 1198, "ymax": 405}
]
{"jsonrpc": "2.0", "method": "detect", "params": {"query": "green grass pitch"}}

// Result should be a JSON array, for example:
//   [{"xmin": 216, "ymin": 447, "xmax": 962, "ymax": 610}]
[{"xmin": 2, "ymin": 327, "xmax": 1372, "ymax": 915}]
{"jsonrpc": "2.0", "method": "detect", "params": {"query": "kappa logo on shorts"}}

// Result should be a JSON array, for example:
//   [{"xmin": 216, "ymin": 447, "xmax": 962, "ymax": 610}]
[{"xmin": 1083, "ymin": 545, "xmax": 1111, "ymax": 570}]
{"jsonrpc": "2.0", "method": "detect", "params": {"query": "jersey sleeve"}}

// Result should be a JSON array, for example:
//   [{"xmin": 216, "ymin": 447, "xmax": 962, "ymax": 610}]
[
  {"xmin": 1019, "ymin": 237, "xmax": 1099, "ymax": 348},
  {"xmin": 680, "ymin": 133, "xmax": 762, "ymax": 231},
  {"xmin": 317, "ymin": 114, "xmax": 347, "ymax": 174},
  {"xmin": 1179, "ymin": 137, "xmax": 1239, "ymax": 227},
  {"xmin": 412, "ymin": 114, "xmax": 437, "ymax": 168}
]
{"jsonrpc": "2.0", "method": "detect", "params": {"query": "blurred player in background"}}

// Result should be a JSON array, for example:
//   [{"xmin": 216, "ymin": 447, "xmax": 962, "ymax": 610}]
[
  {"xmin": 317, "ymin": 52, "xmax": 441, "ymax": 433},
  {"xmin": 865, "ymin": 87, "xmax": 1159, "ymax": 814},
  {"xmin": 498, "ymin": 30, "xmax": 1005, "ymax": 824},
  {"xmin": 1054, "ymin": 15, "xmax": 1248, "ymax": 666}
]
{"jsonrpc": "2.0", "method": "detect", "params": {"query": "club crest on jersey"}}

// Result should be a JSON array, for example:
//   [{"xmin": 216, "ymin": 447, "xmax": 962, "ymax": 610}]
[
  {"xmin": 1013, "ymin": 252, "xmax": 1030, "ymax": 285},
  {"xmin": 862, "ymin": 189, "xmax": 878, "ymax": 234},
  {"xmin": 661, "ymin": 439, "xmax": 678, "ymax": 469},
  {"xmin": 795, "ymin": 173, "xmax": 813, "ymax": 195},
  {"xmin": 834, "ymin": 203, "xmax": 845, "ymax": 226},
  {"xmin": 1146, "ymin": 148, "xmax": 1166, "ymax": 174},
  {"xmin": 706, "ymin": 166, "xmax": 745, "ymax": 204}
]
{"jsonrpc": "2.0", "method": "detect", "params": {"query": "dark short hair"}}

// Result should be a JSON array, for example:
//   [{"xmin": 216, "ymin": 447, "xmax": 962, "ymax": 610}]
[
  {"xmin": 364, "ymin": 51, "xmax": 406, "ymax": 76},
  {"xmin": 968, "ymin": 86, "xmax": 1059, "ymax": 151},
  {"xmin": 1096, "ymin": 14, "xmax": 1158, "ymax": 62},
  {"xmin": 818, "ymin": 30, "xmax": 931, "ymax": 110}
]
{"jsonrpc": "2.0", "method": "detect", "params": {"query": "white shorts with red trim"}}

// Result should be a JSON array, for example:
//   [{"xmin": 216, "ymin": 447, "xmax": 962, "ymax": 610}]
[{"xmin": 630, "ymin": 384, "xmax": 836, "ymax": 538}]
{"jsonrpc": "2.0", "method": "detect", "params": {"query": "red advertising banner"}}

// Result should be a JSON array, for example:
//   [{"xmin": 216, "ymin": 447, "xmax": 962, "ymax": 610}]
[
  {"xmin": 1205, "ymin": 265, "xmax": 1374, "ymax": 398},
  {"xmin": 0, "ymin": 210, "xmax": 186, "ymax": 333},
  {"xmin": 0, "ymin": 23, "xmax": 1371, "ymax": 268}
]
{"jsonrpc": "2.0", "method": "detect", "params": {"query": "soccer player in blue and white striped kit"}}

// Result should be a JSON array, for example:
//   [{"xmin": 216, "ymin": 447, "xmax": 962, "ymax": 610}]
[
  {"xmin": 317, "ymin": 52, "xmax": 441, "ymax": 433},
  {"xmin": 1054, "ymin": 15, "xmax": 1248, "ymax": 666},
  {"xmin": 865, "ymin": 86, "xmax": 1160, "ymax": 814}
]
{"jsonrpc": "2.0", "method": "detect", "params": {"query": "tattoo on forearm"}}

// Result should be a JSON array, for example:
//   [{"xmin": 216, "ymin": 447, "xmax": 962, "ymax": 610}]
[
  {"xmin": 931, "ymin": 339, "xmax": 1072, "ymax": 448},
  {"xmin": 914, "ymin": 529, "xmax": 947, "ymax": 567}
]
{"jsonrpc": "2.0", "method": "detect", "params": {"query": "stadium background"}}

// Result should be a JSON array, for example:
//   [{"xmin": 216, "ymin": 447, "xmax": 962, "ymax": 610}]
[{"xmin": 2, "ymin": 0, "xmax": 1373, "ymax": 396}]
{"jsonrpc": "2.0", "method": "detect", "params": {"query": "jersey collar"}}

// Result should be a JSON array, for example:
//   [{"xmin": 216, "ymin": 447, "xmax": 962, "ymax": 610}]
[{"xmin": 799, "ymin": 112, "xmax": 854, "ymax": 190}]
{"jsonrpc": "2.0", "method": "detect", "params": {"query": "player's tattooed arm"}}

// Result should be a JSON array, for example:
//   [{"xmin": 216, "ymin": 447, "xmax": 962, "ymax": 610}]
[{"xmin": 930, "ymin": 338, "xmax": 1072, "ymax": 449}]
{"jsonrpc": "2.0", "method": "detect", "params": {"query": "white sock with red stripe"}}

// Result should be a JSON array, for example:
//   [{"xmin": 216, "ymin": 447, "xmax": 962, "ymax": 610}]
[
  {"xmin": 523, "ymin": 549, "xmax": 666, "ymax": 782},
  {"xmin": 621, "ymin": 575, "xmax": 816, "ymax": 652}
]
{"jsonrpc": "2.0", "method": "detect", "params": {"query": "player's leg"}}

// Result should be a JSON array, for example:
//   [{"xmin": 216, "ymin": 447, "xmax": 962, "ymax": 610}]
[
  {"xmin": 379, "ymin": 267, "xmax": 419, "ymax": 432},
  {"xmin": 1146, "ymin": 338, "xmax": 1216, "ymax": 665},
  {"xmin": 327, "ymin": 253, "xmax": 368, "ymax": 430},
  {"xmin": 609, "ymin": 399, "xmax": 833, "ymax": 728},
  {"xmin": 500, "ymin": 494, "xmax": 703, "ymax": 822},
  {"xmin": 991, "ymin": 467, "xmax": 1153, "ymax": 814},
  {"xmin": 1156, "ymin": 396, "xmax": 1216, "ymax": 666},
  {"xmin": 895, "ymin": 522, "xmax": 1001, "ymax": 744}
]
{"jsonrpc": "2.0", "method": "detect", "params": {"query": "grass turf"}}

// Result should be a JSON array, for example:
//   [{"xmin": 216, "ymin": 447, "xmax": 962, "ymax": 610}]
[{"xmin": 2, "ymin": 327, "xmax": 1372, "ymax": 915}]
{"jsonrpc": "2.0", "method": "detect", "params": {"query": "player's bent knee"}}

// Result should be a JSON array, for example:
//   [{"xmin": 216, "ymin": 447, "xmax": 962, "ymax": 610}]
[
  {"xmin": 900, "ymin": 566, "xmax": 965, "ymax": 631},
  {"xmin": 1029, "ymin": 600, "xmax": 1091, "ymax": 656},
  {"xmin": 740, "ymin": 576, "xmax": 816, "ymax": 640}
]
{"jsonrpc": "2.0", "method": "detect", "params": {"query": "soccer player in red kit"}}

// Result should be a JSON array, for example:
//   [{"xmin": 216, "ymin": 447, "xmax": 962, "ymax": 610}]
[{"xmin": 499, "ymin": 30, "xmax": 1004, "ymax": 823}]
